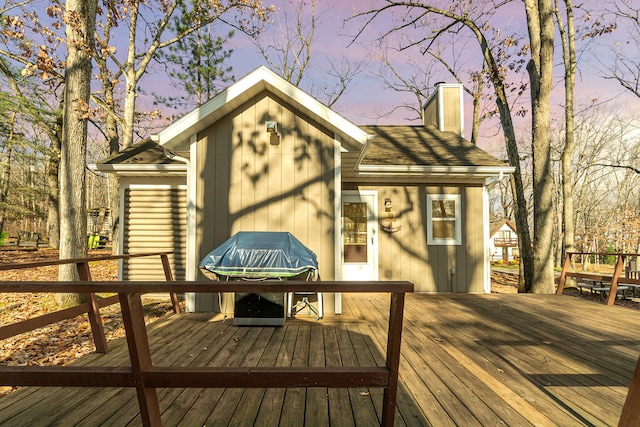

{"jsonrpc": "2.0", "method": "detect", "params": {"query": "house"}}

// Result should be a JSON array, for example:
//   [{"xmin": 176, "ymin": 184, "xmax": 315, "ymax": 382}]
[
  {"xmin": 90, "ymin": 66, "xmax": 514, "ymax": 314},
  {"xmin": 488, "ymin": 219, "xmax": 519, "ymax": 263}
]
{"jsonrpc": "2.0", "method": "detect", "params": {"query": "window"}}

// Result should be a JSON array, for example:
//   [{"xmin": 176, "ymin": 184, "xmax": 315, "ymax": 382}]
[
  {"xmin": 343, "ymin": 201, "xmax": 368, "ymax": 262},
  {"xmin": 427, "ymin": 194, "xmax": 461, "ymax": 245}
]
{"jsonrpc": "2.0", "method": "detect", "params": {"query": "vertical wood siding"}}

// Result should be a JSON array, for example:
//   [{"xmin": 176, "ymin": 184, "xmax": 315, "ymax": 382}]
[
  {"xmin": 423, "ymin": 85, "xmax": 462, "ymax": 135},
  {"xmin": 441, "ymin": 87, "xmax": 462, "ymax": 134},
  {"xmin": 122, "ymin": 186, "xmax": 187, "ymax": 280},
  {"xmin": 346, "ymin": 183, "xmax": 484, "ymax": 293},
  {"xmin": 196, "ymin": 90, "xmax": 336, "ymax": 283}
]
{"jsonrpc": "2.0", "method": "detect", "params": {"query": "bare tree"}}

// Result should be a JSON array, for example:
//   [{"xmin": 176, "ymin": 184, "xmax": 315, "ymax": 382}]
[
  {"xmin": 602, "ymin": 0, "xmax": 640, "ymax": 97},
  {"xmin": 571, "ymin": 103, "xmax": 640, "ymax": 266},
  {"xmin": 0, "ymin": 111, "xmax": 16, "ymax": 237},
  {"xmin": 0, "ymin": 55, "xmax": 63, "ymax": 248},
  {"xmin": 94, "ymin": 0, "xmax": 272, "ymax": 150},
  {"xmin": 349, "ymin": 1, "xmax": 538, "ymax": 292},
  {"xmin": 253, "ymin": 0, "xmax": 363, "ymax": 108},
  {"xmin": 89, "ymin": 0, "xmax": 272, "ymax": 252},
  {"xmin": 554, "ymin": 0, "xmax": 578, "ymax": 268},
  {"xmin": 522, "ymin": 0, "xmax": 556, "ymax": 293}
]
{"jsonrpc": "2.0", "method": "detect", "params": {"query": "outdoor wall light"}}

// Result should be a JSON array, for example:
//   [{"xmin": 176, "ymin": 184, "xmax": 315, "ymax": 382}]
[
  {"xmin": 266, "ymin": 121, "xmax": 279, "ymax": 135},
  {"xmin": 266, "ymin": 120, "xmax": 280, "ymax": 145}
]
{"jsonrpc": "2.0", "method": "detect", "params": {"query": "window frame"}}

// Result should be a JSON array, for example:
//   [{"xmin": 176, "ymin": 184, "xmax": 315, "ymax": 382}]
[{"xmin": 426, "ymin": 194, "xmax": 461, "ymax": 245}]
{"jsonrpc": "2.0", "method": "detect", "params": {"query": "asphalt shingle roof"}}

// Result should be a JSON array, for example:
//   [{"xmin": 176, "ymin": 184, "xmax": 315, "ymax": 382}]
[
  {"xmin": 359, "ymin": 125, "xmax": 508, "ymax": 167},
  {"xmin": 97, "ymin": 138, "xmax": 182, "ymax": 165}
]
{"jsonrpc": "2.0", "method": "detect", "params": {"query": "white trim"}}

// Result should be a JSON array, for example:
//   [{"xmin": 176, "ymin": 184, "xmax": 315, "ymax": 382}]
[
  {"xmin": 87, "ymin": 164, "xmax": 187, "ymax": 176},
  {"xmin": 351, "ymin": 134, "xmax": 375, "ymax": 174},
  {"xmin": 427, "ymin": 194, "xmax": 461, "ymax": 246},
  {"xmin": 438, "ymin": 88, "xmax": 445, "ymax": 133},
  {"xmin": 341, "ymin": 190, "xmax": 379, "ymax": 281},
  {"xmin": 154, "ymin": 66, "xmax": 369, "ymax": 151},
  {"xmin": 185, "ymin": 137, "xmax": 198, "ymax": 312},
  {"xmin": 455, "ymin": 84, "xmax": 465, "ymax": 136},
  {"xmin": 125, "ymin": 184, "xmax": 187, "ymax": 189},
  {"xmin": 358, "ymin": 165, "xmax": 515, "ymax": 176},
  {"xmin": 333, "ymin": 134, "xmax": 343, "ymax": 314},
  {"xmin": 483, "ymin": 186, "xmax": 491, "ymax": 293},
  {"xmin": 118, "ymin": 185, "xmax": 125, "ymax": 279}
]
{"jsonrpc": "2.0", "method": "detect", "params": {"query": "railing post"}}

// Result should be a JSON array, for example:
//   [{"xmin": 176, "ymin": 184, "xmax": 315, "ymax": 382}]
[
  {"xmin": 606, "ymin": 254, "xmax": 626, "ymax": 306},
  {"xmin": 619, "ymin": 351, "xmax": 640, "ymax": 426},
  {"xmin": 76, "ymin": 261, "xmax": 108, "ymax": 353},
  {"xmin": 119, "ymin": 292, "xmax": 162, "ymax": 427},
  {"xmin": 160, "ymin": 254, "xmax": 181, "ymax": 313},
  {"xmin": 381, "ymin": 291, "xmax": 406, "ymax": 427},
  {"xmin": 556, "ymin": 253, "xmax": 572, "ymax": 295}
]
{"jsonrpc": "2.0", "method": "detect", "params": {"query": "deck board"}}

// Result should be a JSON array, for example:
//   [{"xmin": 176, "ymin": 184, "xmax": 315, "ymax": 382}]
[{"xmin": 1, "ymin": 293, "xmax": 639, "ymax": 426}]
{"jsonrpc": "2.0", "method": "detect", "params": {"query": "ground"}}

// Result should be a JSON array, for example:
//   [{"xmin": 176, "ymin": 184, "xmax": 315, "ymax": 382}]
[
  {"xmin": 0, "ymin": 248, "xmax": 179, "ymax": 398},
  {"xmin": 1, "ymin": 250, "xmax": 637, "ymax": 399}
]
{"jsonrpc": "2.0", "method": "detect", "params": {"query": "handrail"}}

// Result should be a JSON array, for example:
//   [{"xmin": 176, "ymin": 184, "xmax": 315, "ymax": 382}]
[
  {"xmin": 555, "ymin": 252, "xmax": 640, "ymax": 306},
  {"xmin": 551, "ymin": 252, "xmax": 640, "ymax": 424},
  {"xmin": 0, "ymin": 280, "xmax": 413, "ymax": 427},
  {"xmin": 0, "ymin": 251, "xmax": 179, "ymax": 270},
  {"xmin": 0, "ymin": 252, "xmax": 180, "ymax": 353}
]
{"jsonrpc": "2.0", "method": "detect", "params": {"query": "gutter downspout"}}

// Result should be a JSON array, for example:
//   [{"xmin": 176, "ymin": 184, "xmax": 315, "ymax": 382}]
[{"xmin": 351, "ymin": 134, "xmax": 376, "ymax": 175}]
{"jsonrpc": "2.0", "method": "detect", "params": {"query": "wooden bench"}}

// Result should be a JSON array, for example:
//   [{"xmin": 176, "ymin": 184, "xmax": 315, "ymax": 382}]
[
  {"xmin": 592, "ymin": 285, "xmax": 630, "ymax": 301},
  {"xmin": 577, "ymin": 279, "xmax": 630, "ymax": 300},
  {"xmin": 16, "ymin": 231, "xmax": 43, "ymax": 248},
  {"xmin": 557, "ymin": 252, "xmax": 640, "ymax": 306},
  {"xmin": 577, "ymin": 279, "xmax": 598, "ymax": 294}
]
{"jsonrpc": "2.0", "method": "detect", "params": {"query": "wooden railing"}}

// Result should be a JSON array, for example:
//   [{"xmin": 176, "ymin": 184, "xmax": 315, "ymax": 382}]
[
  {"xmin": 556, "ymin": 252, "xmax": 640, "ymax": 425},
  {"xmin": 0, "ymin": 280, "xmax": 413, "ymax": 427},
  {"xmin": 0, "ymin": 252, "xmax": 181, "ymax": 353},
  {"xmin": 556, "ymin": 252, "xmax": 640, "ymax": 306},
  {"xmin": 493, "ymin": 237, "xmax": 518, "ymax": 247}
]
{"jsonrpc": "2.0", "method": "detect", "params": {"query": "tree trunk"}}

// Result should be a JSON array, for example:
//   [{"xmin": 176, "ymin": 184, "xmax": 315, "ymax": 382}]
[
  {"xmin": 47, "ymin": 109, "xmax": 62, "ymax": 249},
  {"xmin": 57, "ymin": 0, "xmax": 98, "ymax": 307},
  {"xmin": 121, "ymin": 0, "xmax": 140, "ymax": 150},
  {"xmin": 470, "ymin": 24, "xmax": 534, "ymax": 293},
  {"xmin": 0, "ymin": 112, "xmax": 15, "ymax": 237},
  {"xmin": 471, "ymin": 71, "xmax": 482, "ymax": 145},
  {"xmin": 557, "ymin": 0, "xmax": 577, "ymax": 269},
  {"xmin": 46, "ymin": 146, "xmax": 60, "ymax": 249},
  {"xmin": 108, "ymin": 174, "xmax": 120, "ymax": 254},
  {"xmin": 101, "ymin": 62, "xmax": 121, "ymax": 255},
  {"xmin": 525, "ymin": 0, "xmax": 556, "ymax": 293}
]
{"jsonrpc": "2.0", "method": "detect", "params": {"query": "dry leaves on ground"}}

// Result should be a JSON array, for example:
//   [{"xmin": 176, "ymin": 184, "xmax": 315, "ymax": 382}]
[{"xmin": 0, "ymin": 248, "xmax": 177, "ymax": 398}]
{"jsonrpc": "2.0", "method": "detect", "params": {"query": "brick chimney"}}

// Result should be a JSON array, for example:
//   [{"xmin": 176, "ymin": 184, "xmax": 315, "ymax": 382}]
[{"xmin": 423, "ymin": 82, "xmax": 464, "ymax": 136}]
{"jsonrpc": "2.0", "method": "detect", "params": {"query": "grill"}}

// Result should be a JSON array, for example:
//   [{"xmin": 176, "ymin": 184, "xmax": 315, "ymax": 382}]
[{"xmin": 199, "ymin": 231, "xmax": 319, "ymax": 326}]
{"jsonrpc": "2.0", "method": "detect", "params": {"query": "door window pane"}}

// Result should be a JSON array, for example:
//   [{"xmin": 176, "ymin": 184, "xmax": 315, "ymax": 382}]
[{"xmin": 343, "ymin": 202, "xmax": 367, "ymax": 262}]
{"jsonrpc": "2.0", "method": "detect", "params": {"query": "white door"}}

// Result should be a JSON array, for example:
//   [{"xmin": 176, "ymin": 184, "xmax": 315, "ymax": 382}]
[{"xmin": 341, "ymin": 191, "xmax": 378, "ymax": 281}]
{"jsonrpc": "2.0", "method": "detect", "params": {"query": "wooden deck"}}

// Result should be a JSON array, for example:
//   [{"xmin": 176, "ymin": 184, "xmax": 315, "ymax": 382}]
[{"xmin": 1, "ymin": 292, "xmax": 639, "ymax": 426}]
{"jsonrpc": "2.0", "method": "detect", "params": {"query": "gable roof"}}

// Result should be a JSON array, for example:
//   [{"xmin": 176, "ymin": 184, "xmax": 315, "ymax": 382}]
[
  {"xmin": 490, "ymin": 220, "xmax": 518, "ymax": 237},
  {"xmin": 90, "ymin": 68, "xmax": 514, "ymax": 181},
  {"xmin": 153, "ymin": 65, "xmax": 370, "ymax": 152},
  {"xmin": 354, "ymin": 125, "xmax": 513, "ymax": 178},
  {"xmin": 89, "ymin": 138, "xmax": 187, "ymax": 176}
]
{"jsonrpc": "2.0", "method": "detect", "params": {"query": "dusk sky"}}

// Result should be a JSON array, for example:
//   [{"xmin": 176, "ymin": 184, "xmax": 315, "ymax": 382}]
[{"xmin": 139, "ymin": 0, "xmax": 640, "ymax": 153}]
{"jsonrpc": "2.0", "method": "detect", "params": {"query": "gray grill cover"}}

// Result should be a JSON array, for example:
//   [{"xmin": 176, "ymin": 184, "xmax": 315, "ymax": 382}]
[{"xmin": 198, "ymin": 231, "xmax": 318, "ymax": 279}]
